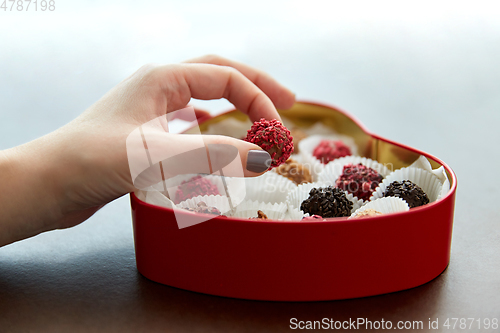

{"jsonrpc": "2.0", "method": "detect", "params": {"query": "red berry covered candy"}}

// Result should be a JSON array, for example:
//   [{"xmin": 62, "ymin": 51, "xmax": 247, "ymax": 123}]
[
  {"xmin": 335, "ymin": 163, "xmax": 383, "ymax": 201},
  {"xmin": 175, "ymin": 175, "xmax": 220, "ymax": 203},
  {"xmin": 244, "ymin": 118, "xmax": 293, "ymax": 168},
  {"xmin": 313, "ymin": 139, "xmax": 351, "ymax": 164}
]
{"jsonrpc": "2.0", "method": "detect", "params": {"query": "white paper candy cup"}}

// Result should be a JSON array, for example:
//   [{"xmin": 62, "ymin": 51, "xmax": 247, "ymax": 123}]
[
  {"xmin": 370, "ymin": 167, "xmax": 443, "ymax": 204},
  {"xmin": 286, "ymin": 182, "xmax": 363, "ymax": 215},
  {"xmin": 283, "ymin": 207, "xmax": 307, "ymax": 220},
  {"xmin": 280, "ymin": 117, "xmax": 335, "ymax": 137},
  {"xmin": 286, "ymin": 153, "xmax": 304, "ymax": 164},
  {"xmin": 242, "ymin": 171, "xmax": 297, "ymax": 204},
  {"xmin": 349, "ymin": 197, "xmax": 409, "ymax": 218},
  {"xmin": 318, "ymin": 156, "xmax": 392, "ymax": 184},
  {"xmin": 302, "ymin": 122, "xmax": 336, "ymax": 136},
  {"xmin": 163, "ymin": 174, "xmax": 244, "ymax": 206},
  {"xmin": 317, "ymin": 156, "xmax": 392, "ymax": 202},
  {"xmin": 135, "ymin": 189, "xmax": 176, "ymax": 209},
  {"xmin": 176, "ymin": 194, "xmax": 234, "ymax": 216},
  {"xmin": 409, "ymin": 155, "xmax": 451, "ymax": 200},
  {"xmin": 232, "ymin": 200, "xmax": 288, "ymax": 220},
  {"xmin": 298, "ymin": 135, "xmax": 359, "ymax": 181}
]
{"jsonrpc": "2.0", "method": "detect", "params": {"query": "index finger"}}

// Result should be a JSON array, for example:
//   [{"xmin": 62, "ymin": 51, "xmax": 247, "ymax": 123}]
[
  {"xmin": 160, "ymin": 63, "xmax": 282, "ymax": 123},
  {"xmin": 184, "ymin": 55, "xmax": 295, "ymax": 110}
]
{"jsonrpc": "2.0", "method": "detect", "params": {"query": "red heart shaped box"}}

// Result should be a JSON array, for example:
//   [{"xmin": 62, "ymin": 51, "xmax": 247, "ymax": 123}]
[{"xmin": 130, "ymin": 101, "xmax": 457, "ymax": 301}]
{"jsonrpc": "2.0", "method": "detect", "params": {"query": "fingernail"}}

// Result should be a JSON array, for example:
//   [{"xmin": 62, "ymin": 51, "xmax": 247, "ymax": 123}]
[{"xmin": 246, "ymin": 150, "xmax": 272, "ymax": 173}]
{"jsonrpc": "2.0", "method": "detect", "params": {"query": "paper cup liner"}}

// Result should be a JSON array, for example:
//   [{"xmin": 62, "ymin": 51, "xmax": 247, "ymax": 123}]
[
  {"xmin": 176, "ymin": 194, "xmax": 234, "ymax": 216},
  {"xmin": 283, "ymin": 207, "xmax": 307, "ymax": 220},
  {"xmin": 298, "ymin": 135, "xmax": 359, "ymax": 181},
  {"xmin": 134, "ymin": 190, "xmax": 147, "ymax": 202},
  {"xmin": 287, "ymin": 153, "xmax": 304, "ymax": 164},
  {"xmin": 135, "ymin": 189, "xmax": 176, "ymax": 209},
  {"xmin": 349, "ymin": 197, "xmax": 409, "ymax": 219},
  {"xmin": 162, "ymin": 173, "xmax": 244, "ymax": 205},
  {"xmin": 319, "ymin": 156, "xmax": 392, "ymax": 183},
  {"xmin": 409, "ymin": 155, "xmax": 451, "ymax": 200},
  {"xmin": 242, "ymin": 171, "xmax": 297, "ymax": 204},
  {"xmin": 286, "ymin": 182, "xmax": 363, "ymax": 215},
  {"xmin": 232, "ymin": 200, "xmax": 288, "ymax": 220},
  {"xmin": 317, "ymin": 156, "xmax": 392, "ymax": 201},
  {"xmin": 280, "ymin": 117, "xmax": 335, "ymax": 137},
  {"xmin": 370, "ymin": 167, "xmax": 443, "ymax": 204},
  {"xmin": 302, "ymin": 122, "xmax": 336, "ymax": 136}
]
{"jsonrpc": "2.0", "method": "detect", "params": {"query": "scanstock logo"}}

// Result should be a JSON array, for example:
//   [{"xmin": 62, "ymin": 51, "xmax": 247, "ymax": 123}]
[{"xmin": 126, "ymin": 107, "xmax": 245, "ymax": 229}]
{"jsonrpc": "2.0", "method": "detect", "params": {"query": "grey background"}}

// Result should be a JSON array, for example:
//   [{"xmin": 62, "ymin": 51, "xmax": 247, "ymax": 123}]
[{"xmin": 1, "ymin": 1, "xmax": 499, "ymax": 332}]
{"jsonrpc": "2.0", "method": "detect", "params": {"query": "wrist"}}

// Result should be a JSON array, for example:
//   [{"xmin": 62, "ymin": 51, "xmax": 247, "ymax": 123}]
[{"xmin": 0, "ymin": 135, "xmax": 70, "ymax": 246}]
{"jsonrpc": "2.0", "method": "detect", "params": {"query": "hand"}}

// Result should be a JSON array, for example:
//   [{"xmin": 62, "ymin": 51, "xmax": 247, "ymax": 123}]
[{"xmin": 0, "ymin": 55, "xmax": 295, "ymax": 246}]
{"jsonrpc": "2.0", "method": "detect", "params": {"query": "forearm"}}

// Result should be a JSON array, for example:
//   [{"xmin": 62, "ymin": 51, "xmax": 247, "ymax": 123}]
[{"xmin": 0, "ymin": 138, "xmax": 66, "ymax": 246}]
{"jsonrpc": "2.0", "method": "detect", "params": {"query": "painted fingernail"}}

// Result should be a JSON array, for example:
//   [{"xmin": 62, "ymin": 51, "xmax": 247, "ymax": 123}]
[{"xmin": 246, "ymin": 150, "xmax": 272, "ymax": 173}]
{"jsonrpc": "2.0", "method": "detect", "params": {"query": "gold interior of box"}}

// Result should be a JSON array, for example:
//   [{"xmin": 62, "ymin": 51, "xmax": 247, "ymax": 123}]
[{"xmin": 186, "ymin": 102, "xmax": 452, "ymax": 185}]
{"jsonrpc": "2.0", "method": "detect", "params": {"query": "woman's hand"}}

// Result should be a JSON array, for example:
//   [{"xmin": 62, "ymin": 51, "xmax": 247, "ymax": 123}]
[{"xmin": 0, "ymin": 55, "xmax": 295, "ymax": 246}]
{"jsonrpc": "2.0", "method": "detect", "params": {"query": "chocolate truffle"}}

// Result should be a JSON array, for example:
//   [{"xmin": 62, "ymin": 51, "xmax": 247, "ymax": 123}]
[
  {"xmin": 384, "ymin": 180, "xmax": 429, "ymax": 208},
  {"xmin": 353, "ymin": 209, "xmax": 382, "ymax": 218},
  {"xmin": 175, "ymin": 175, "xmax": 220, "ymax": 203},
  {"xmin": 335, "ymin": 163, "xmax": 383, "ymax": 201},
  {"xmin": 300, "ymin": 186, "xmax": 353, "ymax": 218},
  {"xmin": 313, "ymin": 139, "xmax": 351, "ymax": 164},
  {"xmin": 290, "ymin": 127, "xmax": 308, "ymax": 154},
  {"xmin": 185, "ymin": 201, "xmax": 222, "ymax": 215},
  {"xmin": 275, "ymin": 158, "xmax": 313, "ymax": 185},
  {"xmin": 244, "ymin": 118, "xmax": 293, "ymax": 168},
  {"xmin": 250, "ymin": 210, "xmax": 268, "ymax": 220}
]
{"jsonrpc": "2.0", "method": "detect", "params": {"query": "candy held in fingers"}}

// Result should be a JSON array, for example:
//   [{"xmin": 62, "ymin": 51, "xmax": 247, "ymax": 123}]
[
  {"xmin": 383, "ymin": 180, "xmax": 429, "ymax": 208},
  {"xmin": 300, "ymin": 186, "xmax": 353, "ymax": 218},
  {"xmin": 244, "ymin": 118, "xmax": 293, "ymax": 168},
  {"xmin": 313, "ymin": 139, "xmax": 351, "ymax": 164},
  {"xmin": 336, "ymin": 163, "xmax": 383, "ymax": 201}
]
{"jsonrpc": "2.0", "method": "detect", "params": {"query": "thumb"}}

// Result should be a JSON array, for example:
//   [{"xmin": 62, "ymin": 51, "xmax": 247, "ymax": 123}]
[
  {"xmin": 128, "ymin": 130, "xmax": 272, "ymax": 191},
  {"xmin": 161, "ymin": 134, "xmax": 272, "ymax": 179}
]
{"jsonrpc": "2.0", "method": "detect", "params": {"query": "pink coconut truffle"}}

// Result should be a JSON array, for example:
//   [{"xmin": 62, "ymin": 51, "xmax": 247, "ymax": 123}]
[
  {"xmin": 244, "ymin": 118, "xmax": 293, "ymax": 168},
  {"xmin": 175, "ymin": 175, "xmax": 220, "ymax": 204},
  {"xmin": 312, "ymin": 139, "xmax": 351, "ymax": 164}
]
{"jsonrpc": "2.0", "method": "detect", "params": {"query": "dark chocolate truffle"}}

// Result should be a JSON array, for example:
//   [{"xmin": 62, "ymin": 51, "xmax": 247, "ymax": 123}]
[
  {"xmin": 300, "ymin": 186, "xmax": 353, "ymax": 218},
  {"xmin": 244, "ymin": 118, "xmax": 293, "ymax": 168},
  {"xmin": 335, "ymin": 163, "xmax": 383, "ymax": 201},
  {"xmin": 313, "ymin": 139, "xmax": 351, "ymax": 164},
  {"xmin": 175, "ymin": 175, "xmax": 220, "ymax": 204},
  {"xmin": 384, "ymin": 180, "xmax": 429, "ymax": 208}
]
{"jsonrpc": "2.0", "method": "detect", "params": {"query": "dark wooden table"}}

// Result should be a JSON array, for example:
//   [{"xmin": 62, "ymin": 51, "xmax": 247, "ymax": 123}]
[{"xmin": 1, "ymin": 3, "xmax": 499, "ymax": 332}]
